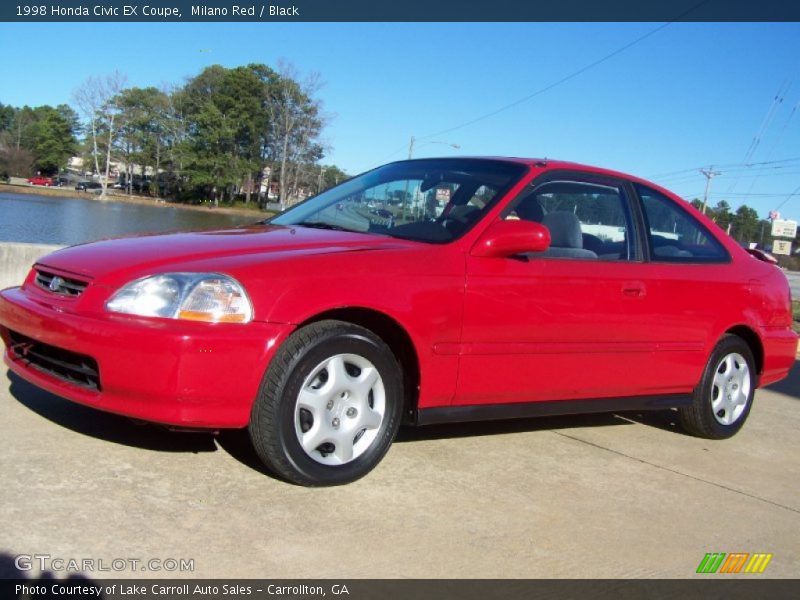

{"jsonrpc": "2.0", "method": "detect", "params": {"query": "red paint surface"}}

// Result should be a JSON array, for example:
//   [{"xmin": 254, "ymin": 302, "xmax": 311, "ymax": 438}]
[{"xmin": 1, "ymin": 159, "xmax": 796, "ymax": 427}]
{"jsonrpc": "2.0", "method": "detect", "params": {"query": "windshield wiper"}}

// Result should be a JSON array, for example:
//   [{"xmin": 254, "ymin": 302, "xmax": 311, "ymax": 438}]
[{"xmin": 296, "ymin": 221, "xmax": 353, "ymax": 232}]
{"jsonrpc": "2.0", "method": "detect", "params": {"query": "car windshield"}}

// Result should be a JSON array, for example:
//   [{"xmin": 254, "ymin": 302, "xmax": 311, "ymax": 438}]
[{"xmin": 269, "ymin": 158, "xmax": 528, "ymax": 243}]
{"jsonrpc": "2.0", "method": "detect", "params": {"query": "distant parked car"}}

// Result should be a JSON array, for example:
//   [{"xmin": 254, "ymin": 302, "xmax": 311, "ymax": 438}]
[
  {"xmin": 27, "ymin": 176, "xmax": 54, "ymax": 186},
  {"xmin": 75, "ymin": 181, "xmax": 102, "ymax": 192},
  {"xmin": 52, "ymin": 177, "xmax": 70, "ymax": 187},
  {"xmin": 371, "ymin": 208, "xmax": 393, "ymax": 219}
]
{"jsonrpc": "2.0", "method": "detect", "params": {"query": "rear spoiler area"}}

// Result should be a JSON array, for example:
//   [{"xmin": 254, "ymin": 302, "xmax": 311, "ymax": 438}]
[{"xmin": 746, "ymin": 247, "xmax": 779, "ymax": 265}]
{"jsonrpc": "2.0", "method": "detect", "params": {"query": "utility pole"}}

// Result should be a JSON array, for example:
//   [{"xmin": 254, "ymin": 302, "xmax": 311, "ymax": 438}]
[
  {"xmin": 403, "ymin": 136, "xmax": 415, "ymax": 222},
  {"xmin": 317, "ymin": 166, "xmax": 326, "ymax": 194},
  {"xmin": 699, "ymin": 167, "xmax": 721, "ymax": 215}
]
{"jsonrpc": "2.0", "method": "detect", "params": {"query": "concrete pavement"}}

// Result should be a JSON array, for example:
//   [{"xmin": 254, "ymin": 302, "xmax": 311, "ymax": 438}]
[
  {"xmin": 0, "ymin": 243, "xmax": 63, "ymax": 291},
  {"xmin": 1, "ymin": 359, "xmax": 798, "ymax": 579}
]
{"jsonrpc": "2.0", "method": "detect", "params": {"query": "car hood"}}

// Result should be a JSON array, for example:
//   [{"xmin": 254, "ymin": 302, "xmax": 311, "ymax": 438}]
[{"xmin": 37, "ymin": 224, "xmax": 416, "ymax": 280}]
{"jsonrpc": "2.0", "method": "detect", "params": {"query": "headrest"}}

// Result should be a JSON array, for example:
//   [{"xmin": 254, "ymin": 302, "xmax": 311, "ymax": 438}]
[
  {"xmin": 515, "ymin": 196, "xmax": 545, "ymax": 222},
  {"xmin": 542, "ymin": 211, "xmax": 583, "ymax": 249}
]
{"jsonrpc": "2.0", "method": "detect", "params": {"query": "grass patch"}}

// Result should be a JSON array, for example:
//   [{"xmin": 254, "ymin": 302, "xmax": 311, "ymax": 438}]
[
  {"xmin": 218, "ymin": 200, "xmax": 265, "ymax": 212},
  {"xmin": 794, "ymin": 301, "xmax": 800, "ymax": 335},
  {"xmin": 793, "ymin": 300, "xmax": 800, "ymax": 335}
]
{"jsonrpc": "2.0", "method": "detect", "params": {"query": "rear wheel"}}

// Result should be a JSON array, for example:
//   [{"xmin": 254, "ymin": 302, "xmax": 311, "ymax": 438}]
[
  {"xmin": 679, "ymin": 334, "xmax": 756, "ymax": 439},
  {"xmin": 249, "ymin": 320, "xmax": 403, "ymax": 486}
]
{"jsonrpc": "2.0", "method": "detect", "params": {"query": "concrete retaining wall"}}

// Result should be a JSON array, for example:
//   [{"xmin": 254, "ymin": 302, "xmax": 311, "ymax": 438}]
[{"xmin": 0, "ymin": 243, "xmax": 65, "ymax": 291}]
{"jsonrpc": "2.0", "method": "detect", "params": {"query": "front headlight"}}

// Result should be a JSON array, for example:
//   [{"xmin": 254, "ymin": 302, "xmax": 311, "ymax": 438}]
[{"xmin": 106, "ymin": 273, "xmax": 253, "ymax": 323}]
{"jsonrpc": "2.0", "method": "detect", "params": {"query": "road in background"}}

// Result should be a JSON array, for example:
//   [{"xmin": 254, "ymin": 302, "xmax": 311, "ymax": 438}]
[{"xmin": 786, "ymin": 269, "xmax": 800, "ymax": 300}]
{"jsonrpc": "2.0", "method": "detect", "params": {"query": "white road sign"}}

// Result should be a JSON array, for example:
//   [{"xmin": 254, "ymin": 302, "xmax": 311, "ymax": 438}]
[
  {"xmin": 772, "ymin": 240, "xmax": 793, "ymax": 256},
  {"xmin": 771, "ymin": 219, "xmax": 797, "ymax": 238}
]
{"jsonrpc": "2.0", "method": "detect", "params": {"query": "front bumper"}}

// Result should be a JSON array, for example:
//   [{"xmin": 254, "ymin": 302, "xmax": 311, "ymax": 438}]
[{"xmin": 0, "ymin": 286, "xmax": 294, "ymax": 428}]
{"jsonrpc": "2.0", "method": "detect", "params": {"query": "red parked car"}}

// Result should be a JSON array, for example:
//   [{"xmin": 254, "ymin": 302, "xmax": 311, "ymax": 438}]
[
  {"xmin": 1, "ymin": 158, "xmax": 796, "ymax": 485},
  {"xmin": 26, "ymin": 176, "xmax": 54, "ymax": 186}
]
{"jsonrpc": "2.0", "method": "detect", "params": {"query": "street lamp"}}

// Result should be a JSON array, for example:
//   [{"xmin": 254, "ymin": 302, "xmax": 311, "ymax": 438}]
[{"xmin": 408, "ymin": 136, "xmax": 461, "ymax": 159}]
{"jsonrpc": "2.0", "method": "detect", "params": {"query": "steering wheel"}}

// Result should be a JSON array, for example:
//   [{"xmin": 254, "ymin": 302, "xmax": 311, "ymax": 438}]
[{"xmin": 437, "ymin": 206, "xmax": 480, "ymax": 233}]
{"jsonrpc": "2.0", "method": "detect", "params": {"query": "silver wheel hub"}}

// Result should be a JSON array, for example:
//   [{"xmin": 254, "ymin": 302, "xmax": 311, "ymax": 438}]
[
  {"xmin": 294, "ymin": 353, "xmax": 386, "ymax": 466},
  {"xmin": 710, "ymin": 352, "xmax": 751, "ymax": 426}
]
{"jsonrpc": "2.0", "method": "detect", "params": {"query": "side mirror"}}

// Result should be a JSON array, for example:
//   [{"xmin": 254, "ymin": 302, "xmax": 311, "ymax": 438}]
[{"xmin": 471, "ymin": 219, "xmax": 551, "ymax": 258}]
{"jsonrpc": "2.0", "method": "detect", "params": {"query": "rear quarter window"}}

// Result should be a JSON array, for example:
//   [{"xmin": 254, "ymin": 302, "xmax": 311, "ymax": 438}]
[{"xmin": 635, "ymin": 184, "xmax": 729, "ymax": 263}]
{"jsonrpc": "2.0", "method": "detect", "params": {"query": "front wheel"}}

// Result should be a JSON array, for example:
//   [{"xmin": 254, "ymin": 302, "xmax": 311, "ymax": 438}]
[
  {"xmin": 249, "ymin": 320, "xmax": 404, "ymax": 486},
  {"xmin": 679, "ymin": 334, "xmax": 756, "ymax": 439}
]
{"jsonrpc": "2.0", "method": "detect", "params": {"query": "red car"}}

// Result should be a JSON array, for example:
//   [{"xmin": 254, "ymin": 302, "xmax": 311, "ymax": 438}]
[
  {"xmin": 26, "ymin": 176, "xmax": 54, "ymax": 186},
  {"xmin": 1, "ymin": 158, "xmax": 796, "ymax": 486}
]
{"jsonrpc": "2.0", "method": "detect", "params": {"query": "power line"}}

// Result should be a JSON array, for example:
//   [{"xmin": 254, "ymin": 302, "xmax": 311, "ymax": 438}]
[
  {"xmin": 418, "ymin": 2, "xmax": 712, "ymax": 142},
  {"xmin": 657, "ymin": 169, "xmax": 800, "ymax": 183},
  {"xmin": 656, "ymin": 169, "xmax": 800, "ymax": 187},
  {"xmin": 720, "ymin": 191, "xmax": 800, "ymax": 197},
  {"xmin": 648, "ymin": 156, "xmax": 800, "ymax": 180},
  {"xmin": 744, "ymin": 96, "xmax": 800, "ymax": 195},
  {"xmin": 365, "ymin": 143, "xmax": 413, "ymax": 169},
  {"xmin": 724, "ymin": 73, "xmax": 797, "ymax": 195},
  {"xmin": 774, "ymin": 183, "xmax": 800, "ymax": 212},
  {"xmin": 741, "ymin": 79, "xmax": 791, "ymax": 163},
  {"xmin": 356, "ymin": 18, "xmax": 685, "ymax": 173}
]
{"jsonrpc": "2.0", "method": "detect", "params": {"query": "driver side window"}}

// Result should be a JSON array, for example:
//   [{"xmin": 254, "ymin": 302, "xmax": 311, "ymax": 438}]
[{"xmin": 504, "ymin": 179, "xmax": 632, "ymax": 261}]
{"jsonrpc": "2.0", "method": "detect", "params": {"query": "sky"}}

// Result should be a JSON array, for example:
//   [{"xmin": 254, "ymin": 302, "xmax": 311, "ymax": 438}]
[{"xmin": 1, "ymin": 21, "xmax": 798, "ymax": 221}]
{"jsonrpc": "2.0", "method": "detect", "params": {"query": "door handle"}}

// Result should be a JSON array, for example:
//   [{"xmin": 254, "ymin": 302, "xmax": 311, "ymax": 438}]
[{"xmin": 621, "ymin": 282, "xmax": 646, "ymax": 298}]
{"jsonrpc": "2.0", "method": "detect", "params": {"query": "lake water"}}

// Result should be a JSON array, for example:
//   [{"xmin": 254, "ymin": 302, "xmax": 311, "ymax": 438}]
[{"xmin": 0, "ymin": 192, "xmax": 261, "ymax": 246}]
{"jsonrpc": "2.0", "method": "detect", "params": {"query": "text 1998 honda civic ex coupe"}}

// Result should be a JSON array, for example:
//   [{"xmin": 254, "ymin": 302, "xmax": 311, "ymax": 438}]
[{"xmin": 1, "ymin": 158, "xmax": 797, "ymax": 485}]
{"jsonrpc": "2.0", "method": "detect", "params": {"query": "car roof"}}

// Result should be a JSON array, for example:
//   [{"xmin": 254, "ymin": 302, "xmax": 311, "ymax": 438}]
[{"xmin": 395, "ymin": 156, "xmax": 651, "ymax": 183}]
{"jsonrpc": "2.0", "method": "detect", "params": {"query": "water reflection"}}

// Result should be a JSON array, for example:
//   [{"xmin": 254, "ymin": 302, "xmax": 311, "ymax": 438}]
[{"xmin": 0, "ymin": 192, "xmax": 259, "ymax": 246}]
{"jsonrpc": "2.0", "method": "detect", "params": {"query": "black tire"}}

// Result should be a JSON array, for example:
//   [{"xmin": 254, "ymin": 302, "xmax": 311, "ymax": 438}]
[
  {"xmin": 679, "ymin": 334, "xmax": 756, "ymax": 439},
  {"xmin": 249, "ymin": 319, "xmax": 404, "ymax": 486}
]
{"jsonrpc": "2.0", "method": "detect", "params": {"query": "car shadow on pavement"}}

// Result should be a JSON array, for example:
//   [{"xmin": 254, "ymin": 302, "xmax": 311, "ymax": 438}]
[
  {"xmin": 612, "ymin": 408, "xmax": 684, "ymax": 435},
  {"xmin": 765, "ymin": 359, "xmax": 799, "ymax": 400},
  {"xmin": 621, "ymin": 360, "xmax": 800, "ymax": 431},
  {"xmin": 394, "ymin": 412, "xmax": 631, "ymax": 442},
  {"xmin": 6, "ymin": 371, "xmax": 217, "ymax": 454},
  {"xmin": 211, "ymin": 412, "xmax": 636, "ymax": 479},
  {"xmin": 214, "ymin": 429, "xmax": 273, "ymax": 476}
]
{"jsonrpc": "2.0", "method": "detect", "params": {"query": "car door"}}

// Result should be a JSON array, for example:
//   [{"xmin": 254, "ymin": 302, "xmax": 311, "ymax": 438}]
[
  {"xmin": 455, "ymin": 172, "xmax": 668, "ymax": 406},
  {"xmin": 627, "ymin": 183, "xmax": 742, "ymax": 391}
]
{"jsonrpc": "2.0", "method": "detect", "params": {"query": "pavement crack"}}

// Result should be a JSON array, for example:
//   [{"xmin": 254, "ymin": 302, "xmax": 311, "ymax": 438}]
[{"xmin": 550, "ymin": 430, "xmax": 800, "ymax": 515}]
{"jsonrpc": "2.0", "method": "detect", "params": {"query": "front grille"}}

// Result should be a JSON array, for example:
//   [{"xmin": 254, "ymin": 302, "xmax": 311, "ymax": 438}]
[
  {"xmin": 34, "ymin": 269, "xmax": 89, "ymax": 297},
  {"xmin": 7, "ymin": 330, "xmax": 101, "ymax": 391}
]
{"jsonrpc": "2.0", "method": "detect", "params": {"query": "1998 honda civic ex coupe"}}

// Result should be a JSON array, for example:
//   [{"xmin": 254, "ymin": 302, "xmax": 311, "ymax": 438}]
[{"xmin": 1, "ymin": 158, "xmax": 797, "ymax": 485}]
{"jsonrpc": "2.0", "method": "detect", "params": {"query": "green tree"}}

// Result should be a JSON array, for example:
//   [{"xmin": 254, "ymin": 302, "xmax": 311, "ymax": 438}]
[
  {"xmin": 0, "ymin": 103, "xmax": 15, "ymax": 132},
  {"xmin": 114, "ymin": 86, "xmax": 171, "ymax": 196},
  {"xmin": 265, "ymin": 62, "xmax": 326, "ymax": 208},
  {"xmin": 178, "ymin": 64, "xmax": 275, "ymax": 205},
  {"xmin": 27, "ymin": 105, "xmax": 79, "ymax": 173},
  {"xmin": 319, "ymin": 164, "xmax": 348, "ymax": 191},
  {"xmin": 730, "ymin": 205, "xmax": 760, "ymax": 243},
  {"xmin": 0, "ymin": 103, "xmax": 77, "ymax": 175},
  {"xmin": 711, "ymin": 200, "xmax": 733, "ymax": 233}
]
